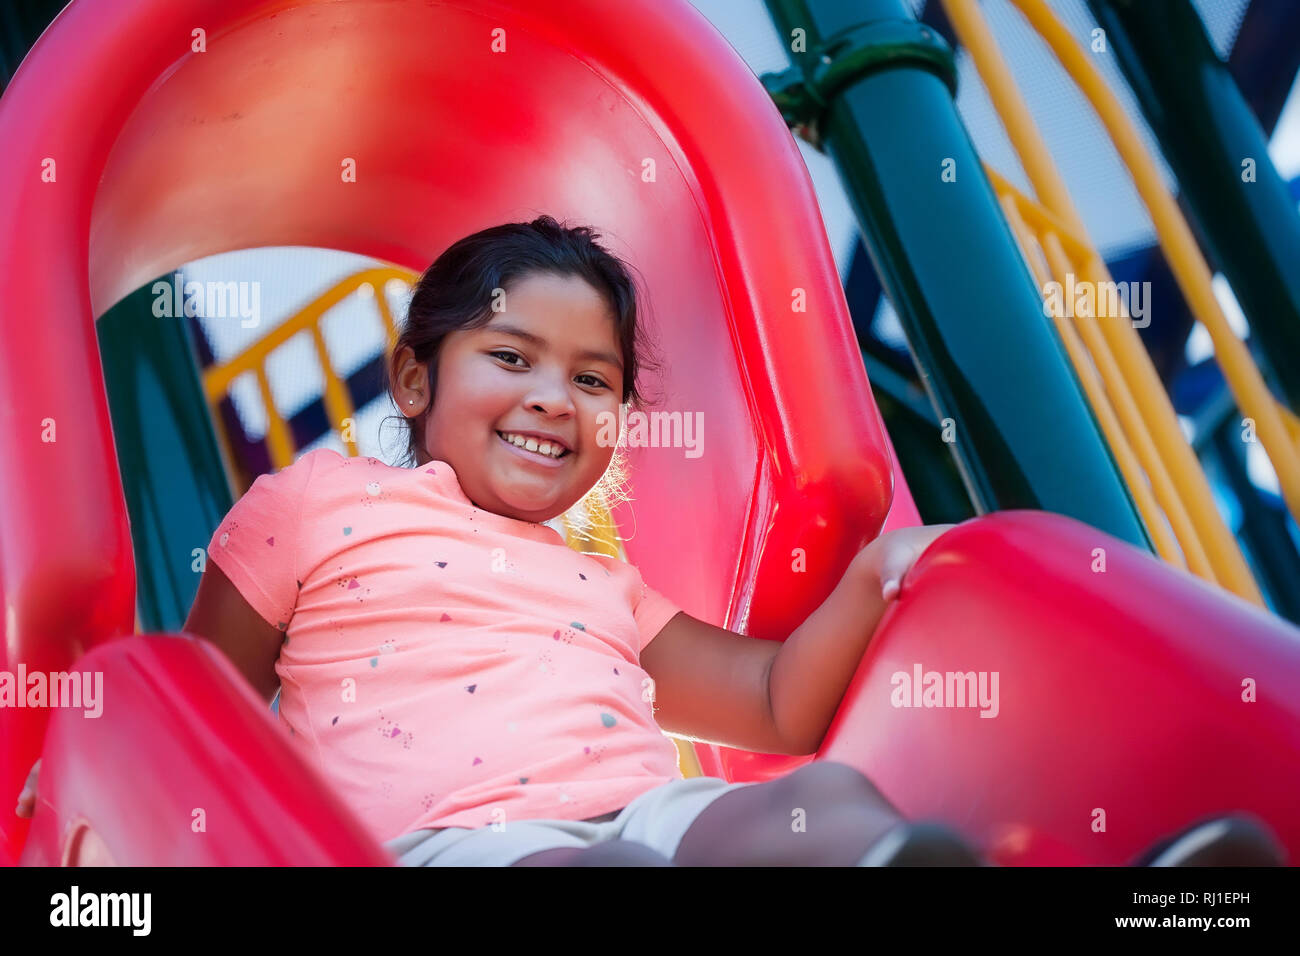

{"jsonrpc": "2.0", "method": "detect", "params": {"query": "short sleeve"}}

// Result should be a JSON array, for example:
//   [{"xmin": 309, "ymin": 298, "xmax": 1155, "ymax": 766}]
[
  {"xmin": 206, "ymin": 450, "xmax": 321, "ymax": 631},
  {"xmin": 633, "ymin": 572, "xmax": 684, "ymax": 654}
]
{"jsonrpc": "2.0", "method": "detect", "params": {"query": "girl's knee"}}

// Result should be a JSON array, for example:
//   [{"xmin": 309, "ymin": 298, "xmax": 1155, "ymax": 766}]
[
  {"xmin": 572, "ymin": 840, "xmax": 674, "ymax": 866},
  {"xmin": 510, "ymin": 846, "xmax": 586, "ymax": 866},
  {"xmin": 512, "ymin": 840, "xmax": 673, "ymax": 867},
  {"xmin": 784, "ymin": 760, "xmax": 896, "ymax": 812}
]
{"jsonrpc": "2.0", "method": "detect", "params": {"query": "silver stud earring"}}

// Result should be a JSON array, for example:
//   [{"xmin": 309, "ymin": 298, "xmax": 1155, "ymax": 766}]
[{"xmin": 408, "ymin": 399, "xmax": 414, "ymax": 405}]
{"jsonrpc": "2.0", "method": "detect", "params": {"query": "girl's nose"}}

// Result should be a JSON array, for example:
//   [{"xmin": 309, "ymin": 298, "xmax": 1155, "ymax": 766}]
[
  {"xmin": 524, "ymin": 373, "xmax": 576, "ymax": 417},
  {"xmin": 528, "ymin": 395, "xmax": 576, "ymax": 417}
]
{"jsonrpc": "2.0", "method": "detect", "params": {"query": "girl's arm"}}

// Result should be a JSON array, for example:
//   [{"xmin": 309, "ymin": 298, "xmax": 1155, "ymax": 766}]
[
  {"xmin": 768, "ymin": 524, "xmax": 957, "ymax": 755},
  {"xmin": 640, "ymin": 524, "xmax": 956, "ymax": 756},
  {"xmin": 184, "ymin": 561, "xmax": 286, "ymax": 704}
]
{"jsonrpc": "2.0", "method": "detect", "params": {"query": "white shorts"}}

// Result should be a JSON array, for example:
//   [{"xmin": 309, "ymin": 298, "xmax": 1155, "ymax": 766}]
[{"xmin": 383, "ymin": 775, "xmax": 752, "ymax": 866}]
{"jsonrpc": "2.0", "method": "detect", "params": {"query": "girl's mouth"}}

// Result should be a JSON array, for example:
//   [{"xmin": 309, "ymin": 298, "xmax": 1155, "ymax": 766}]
[{"xmin": 496, "ymin": 430, "xmax": 572, "ymax": 468}]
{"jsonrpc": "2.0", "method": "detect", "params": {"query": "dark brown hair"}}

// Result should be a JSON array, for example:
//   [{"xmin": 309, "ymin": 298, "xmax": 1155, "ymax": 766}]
[{"xmin": 382, "ymin": 215, "xmax": 662, "ymax": 533}]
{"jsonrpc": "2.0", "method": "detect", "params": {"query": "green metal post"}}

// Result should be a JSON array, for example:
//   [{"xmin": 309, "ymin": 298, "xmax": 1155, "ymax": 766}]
[
  {"xmin": 762, "ymin": 0, "xmax": 1152, "ymax": 549},
  {"xmin": 1088, "ymin": 0, "xmax": 1300, "ymax": 412},
  {"xmin": 97, "ymin": 277, "xmax": 236, "ymax": 633},
  {"xmin": 1208, "ymin": 415, "xmax": 1300, "ymax": 625},
  {"xmin": 859, "ymin": 348, "xmax": 978, "ymax": 524}
]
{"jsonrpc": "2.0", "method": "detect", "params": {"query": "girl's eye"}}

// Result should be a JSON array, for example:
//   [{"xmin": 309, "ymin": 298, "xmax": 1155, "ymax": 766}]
[{"xmin": 492, "ymin": 351, "xmax": 606, "ymax": 389}]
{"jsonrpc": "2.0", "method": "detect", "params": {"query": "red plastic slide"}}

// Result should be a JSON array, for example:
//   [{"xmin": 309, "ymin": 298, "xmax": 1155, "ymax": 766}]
[{"xmin": 1, "ymin": 0, "xmax": 1296, "ymax": 867}]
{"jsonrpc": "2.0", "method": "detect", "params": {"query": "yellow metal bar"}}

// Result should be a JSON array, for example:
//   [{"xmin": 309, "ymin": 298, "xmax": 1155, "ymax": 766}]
[
  {"xmin": 1283, "ymin": 404, "xmax": 1300, "ymax": 447},
  {"xmin": 990, "ymin": 175, "xmax": 1227, "ymax": 586},
  {"xmin": 206, "ymin": 392, "xmax": 242, "ymax": 499},
  {"xmin": 671, "ymin": 736, "xmax": 704, "ymax": 778},
  {"xmin": 944, "ymin": 0, "xmax": 1088, "ymax": 237},
  {"xmin": 203, "ymin": 267, "xmax": 412, "ymax": 401},
  {"xmin": 1009, "ymin": 0, "xmax": 1300, "ymax": 571},
  {"xmin": 1080, "ymin": 260, "xmax": 1260, "ymax": 600},
  {"xmin": 1001, "ymin": 196, "xmax": 1187, "ymax": 568},
  {"xmin": 1004, "ymin": 211, "xmax": 1052, "ymax": 285},
  {"xmin": 255, "ymin": 365, "xmax": 295, "ymax": 470},
  {"xmin": 986, "ymin": 167, "xmax": 1093, "ymax": 265},
  {"xmin": 202, "ymin": 266, "xmax": 414, "ymax": 481},
  {"xmin": 1042, "ymin": 233, "xmax": 1218, "ymax": 580},
  {"xmin": 561, "ymin": 498, "xmax": 624, "ymax": 559},
  {"xmin": 947, "ymin": 0, "xmax": 1265, "ymax": 604},
  {"xmin": 310, "ymin": 324, "xmax": 360, "ymax": 459},
  {"xmin": 952, "ymin": 0, "xmax": 1224, "ymax": 578},
  {"xmin": 373, "ymin": 279, "xmax": 401, "ymax": 353}
]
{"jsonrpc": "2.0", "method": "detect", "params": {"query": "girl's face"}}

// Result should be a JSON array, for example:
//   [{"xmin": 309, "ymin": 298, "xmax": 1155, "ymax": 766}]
[{"xmin": 420, "ymin": 272, "xmax": 625, "ymax": 523}]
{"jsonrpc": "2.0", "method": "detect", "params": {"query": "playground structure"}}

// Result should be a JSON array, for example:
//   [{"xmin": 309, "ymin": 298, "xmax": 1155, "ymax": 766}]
[{"xmin": 1, "ymin": 0, "xmax": 1299, "ymax": 866}]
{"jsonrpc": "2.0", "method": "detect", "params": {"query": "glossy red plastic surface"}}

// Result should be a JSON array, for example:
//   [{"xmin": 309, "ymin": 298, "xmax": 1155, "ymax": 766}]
[
  {"xmin": 0, "ymin": 0, "xmax": 894, "ymax": 864},
  {"xmin": 18, "ymin": 636, "xmax": 392, "ymax": 866},
  {"xmin": 2, "ymin": 0, "xmax": 1296, "ymax": 868},
  {"xmin": 823, "ymin": 510, "xmax": 1300, "ymax": 865}
]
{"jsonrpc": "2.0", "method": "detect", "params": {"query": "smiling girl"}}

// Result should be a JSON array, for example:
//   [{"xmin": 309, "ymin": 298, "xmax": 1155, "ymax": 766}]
[
  {"xmin": 20, "ymin": 217, "xmax": 1279, "ymax": 867},
  {"xmin": 202, "ymin": 215, "xmax": 970, "ymax": 866}
]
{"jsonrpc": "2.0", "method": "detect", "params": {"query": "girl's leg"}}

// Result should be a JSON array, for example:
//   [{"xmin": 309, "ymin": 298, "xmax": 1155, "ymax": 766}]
[
  {"xmin": 672, "ymin": 760, "xmax": 912, "ymax": 866},
  {"xmin": 510, "ymin": 841, "xmax": 675, "ymax": 866},
  {"xmin": 1131, "ymin": 815, "xmax": 1286, "ymax": 866}
]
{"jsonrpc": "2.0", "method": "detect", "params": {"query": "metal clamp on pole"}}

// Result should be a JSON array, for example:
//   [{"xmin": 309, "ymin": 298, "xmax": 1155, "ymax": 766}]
[{"xmin": 764, "ymin": 18, "xmax": 958, "ymax": 150}]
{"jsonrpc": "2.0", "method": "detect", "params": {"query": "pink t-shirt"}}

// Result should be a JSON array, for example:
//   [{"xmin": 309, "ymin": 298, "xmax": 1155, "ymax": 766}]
[{"xmin": 206, "ymin": 448, "xmax": 686, "ymax": 843}]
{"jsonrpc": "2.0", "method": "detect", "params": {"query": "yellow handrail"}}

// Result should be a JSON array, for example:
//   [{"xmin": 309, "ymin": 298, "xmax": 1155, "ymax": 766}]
[
  {"xmin": 992, "ymin": 170, "xmax": 1214, "ymax": 576},
  {"xmin": 943, "ymin": 0, "xmax": 1272, "ymax": 606},
  {"xmin": 204, "ymin": 267, "xmax": 413, "ymax": 467},
  {"xmin": 998, "ymin": 192, "xmax": 1187, "ymax": 570},
  {"xmin": 1013, "ymin": 0, "xmax": 1300, "ymax": 572}
]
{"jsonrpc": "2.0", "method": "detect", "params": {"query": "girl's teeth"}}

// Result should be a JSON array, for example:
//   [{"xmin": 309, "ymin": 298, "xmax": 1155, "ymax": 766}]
[{"xmin": 501, "ymin": 432, "xmax": 565, "ymax": 458}]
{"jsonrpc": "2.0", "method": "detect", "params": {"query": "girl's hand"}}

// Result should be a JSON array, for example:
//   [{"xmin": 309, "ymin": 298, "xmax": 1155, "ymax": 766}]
[
  {"xmin": 854, "ymin": 524, "xmax": 959, "ymax": 603},
  {"xmin": 14, "ymin": 759, "xmax": 40, "ymax": 819}
]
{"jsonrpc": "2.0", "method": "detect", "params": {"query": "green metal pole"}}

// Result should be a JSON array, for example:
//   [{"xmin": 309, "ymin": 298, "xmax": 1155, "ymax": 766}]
[
  {"xmin": 1208, "ymin": 415, "xmax": 1300, "ymax": 625},
  {"xmin": 763, "ymin": 0, "xmax": 1152, "ymax": 549},
  {"xmin": 97, "ymin": 276, "xmax": 235, "ymax": 633},
  {"xmin": 1088, "ymin": 0, "xmax": 1300, "ymax": 412}
]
